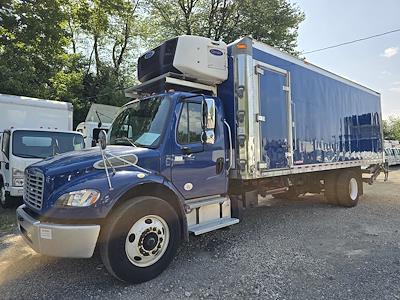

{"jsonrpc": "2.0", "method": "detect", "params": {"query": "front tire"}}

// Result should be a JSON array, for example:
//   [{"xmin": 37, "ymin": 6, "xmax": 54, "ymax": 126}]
[{"xmin": 100, "ymin": 196, "xmax": 181, "ymax": 283}]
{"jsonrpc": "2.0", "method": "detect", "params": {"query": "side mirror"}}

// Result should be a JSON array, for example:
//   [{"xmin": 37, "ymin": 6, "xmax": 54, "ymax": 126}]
[
  {"xmin": 205, "ymin": 99, "xmax": 216, "ymax": 129},
  {"xmin": 204, "ymin": 99, "xmax": 216, "ymax": 144},
  {"xmin": 98, "ymin": 130, "xmax": 107, "ymax": 150}
]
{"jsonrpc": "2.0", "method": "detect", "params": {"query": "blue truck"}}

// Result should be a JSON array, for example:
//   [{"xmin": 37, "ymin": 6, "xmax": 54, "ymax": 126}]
[{"xmin": 17, "ymin": 35, "xmax": 384, "ymax": 283}]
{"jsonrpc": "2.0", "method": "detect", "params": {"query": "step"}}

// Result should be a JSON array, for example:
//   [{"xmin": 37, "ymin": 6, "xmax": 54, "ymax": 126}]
[
  {"xmin": 185, "ymin": 196, "xmax": 228, "ymax": 210},
  {"xmin": 188, "ymin": 217, "xmax": 239, "ymax": 235}
]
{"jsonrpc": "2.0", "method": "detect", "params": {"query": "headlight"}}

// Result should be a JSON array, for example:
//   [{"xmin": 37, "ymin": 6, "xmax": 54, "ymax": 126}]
[
  {"xmin": 12, "ymin": 168, "xmax": 24, "ymax": 187},
  {"xmin": 56, "ymin": 189, "xmax": 100, "ymax": 207},
  {"xmin": 13, "ymin": 178, "xmax": 25, "ymax": 187}
]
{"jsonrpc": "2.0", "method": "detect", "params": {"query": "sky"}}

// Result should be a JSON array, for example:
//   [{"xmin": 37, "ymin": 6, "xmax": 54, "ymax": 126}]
[{"xmin": 291, "ymin": 0, "xmax": 400, "ymax": 118}]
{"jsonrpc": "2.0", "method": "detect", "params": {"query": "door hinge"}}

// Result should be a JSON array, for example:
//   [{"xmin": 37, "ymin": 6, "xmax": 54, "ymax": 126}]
[
  {"xmin": 257, "ymin": 162, "xmax": 268, "ymax": 170},
  {"xmin": 256, "ymin": 114, "xmax": 266, "ymax": 122},
  {"xmin": 255, "ymin": 66, "xmax": 264, "ymax": 75}
]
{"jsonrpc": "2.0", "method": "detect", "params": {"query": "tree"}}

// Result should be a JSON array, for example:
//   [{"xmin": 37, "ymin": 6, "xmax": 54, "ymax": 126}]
[
  {"xmin": 148, "ymin": 0, "xmax": 305, "ymax": 53},
  {"xmin": 0, "ymin": 0, "xmax": 76, "ymax": 98},
  {"xmin": 62, "ymin": 0, "xmax": 149, "ymax": 126},
  {"xmin": 383, "ymin": 117, "xmax": 400, "ymax": 141}
]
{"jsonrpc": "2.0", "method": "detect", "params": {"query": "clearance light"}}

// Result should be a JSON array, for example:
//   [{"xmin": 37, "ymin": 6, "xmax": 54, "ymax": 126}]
[{"xmin": 237, "ymin": 43, "xmax": 247, "ymax": 49}]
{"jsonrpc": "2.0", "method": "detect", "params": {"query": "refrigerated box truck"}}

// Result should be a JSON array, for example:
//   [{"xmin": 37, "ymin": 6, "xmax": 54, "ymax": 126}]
[
  {"xmin": 0, "ymin": 94, "xmax": 85, "ymax": 207},
  {"xmin": 17, "ymin": 36, "xmax": 384, "ymax": 283}
]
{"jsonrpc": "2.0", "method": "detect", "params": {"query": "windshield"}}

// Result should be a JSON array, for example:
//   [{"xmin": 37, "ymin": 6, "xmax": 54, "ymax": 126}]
[
  {"xmin": 12, "ymin": 130, "xmax": 85, "ymax": 159},
  {"xmin": 108, "ymin": 96, "xmax": 171, "ymax": 148}
]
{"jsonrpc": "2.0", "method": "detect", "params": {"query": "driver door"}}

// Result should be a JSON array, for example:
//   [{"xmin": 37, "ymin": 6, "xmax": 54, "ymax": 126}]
[{"xmin": 171, "ymin": 96, "xmax": 227, "ymax": 199}]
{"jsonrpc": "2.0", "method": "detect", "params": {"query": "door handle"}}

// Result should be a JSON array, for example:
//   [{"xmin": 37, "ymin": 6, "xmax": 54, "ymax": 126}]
[
  {"xmin": 216, "ymin": 157, "xmax": 224, "ymax": 174},
  {"xmin": 184, "ymin": 154, "xmax": 195, "ymax": 159}
]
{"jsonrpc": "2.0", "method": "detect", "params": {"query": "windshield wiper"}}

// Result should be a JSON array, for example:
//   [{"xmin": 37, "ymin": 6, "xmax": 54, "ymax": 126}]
[{"xmin": 114, "ymin": 137, "xmax": 138, "ymax": 148}]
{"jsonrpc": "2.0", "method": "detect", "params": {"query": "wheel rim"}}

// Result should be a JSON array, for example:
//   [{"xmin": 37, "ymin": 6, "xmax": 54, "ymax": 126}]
[
  {"xmin": 0, "ymin": 186, "xmax": 6, "ymax": 205},
  {"xmin": 349, "ymin": 178, "xmax": 358, "ymax": 201},
  {"xmin": 125, "ymin": 215, "xmax": 170, "ymax": 268}
]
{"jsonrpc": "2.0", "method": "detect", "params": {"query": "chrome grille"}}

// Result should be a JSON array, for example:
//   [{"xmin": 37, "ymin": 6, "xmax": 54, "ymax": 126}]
[{"xmin": 24, "ymin": 171, "xmax": 44, "ymax": 210}]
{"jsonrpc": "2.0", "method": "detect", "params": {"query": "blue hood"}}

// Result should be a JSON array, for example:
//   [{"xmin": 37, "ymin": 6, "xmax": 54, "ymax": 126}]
[
  {"xmin": 25, "ymin": 146, "xmax": 162, "ymax": 216},
  {"xmin": 31, "ymin": 145, "xmax": 161, "ymax": 176}
]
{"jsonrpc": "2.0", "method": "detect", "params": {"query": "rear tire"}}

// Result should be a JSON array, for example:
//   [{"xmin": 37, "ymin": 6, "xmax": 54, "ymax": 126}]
[
  {"xmin": 324, "ymin": 173, "xmax": 338, "ymax": 205},
  {"xmin": 99, "ymin": 196, "xmax": 181, "ymax": 283},
  {"xmin": 336, "ymin": 170, "xmax": 361, "ymax": 207}
]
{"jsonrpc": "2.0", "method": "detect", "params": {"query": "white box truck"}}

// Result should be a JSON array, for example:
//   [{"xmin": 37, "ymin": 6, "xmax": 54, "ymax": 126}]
[
  {"xmin": 76, "ymin": 103, "xmax": 120, "ymax": 148},
  {"xmin": 0, "ymin": 94, "xmax": 85, "ymax": 208}
]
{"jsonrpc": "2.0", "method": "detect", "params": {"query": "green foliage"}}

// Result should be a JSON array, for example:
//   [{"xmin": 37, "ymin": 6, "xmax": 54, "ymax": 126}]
[
  {"xmin": 0, "ymin": 0, "xmax": 304, "ymax": 127},
  {"xmin": 148, "ymin": 0, "xmax": 305, "ymax": 53},
  {"xmin": 383, "ymin": 117, "xmax": 400, "ymax": 141},
  {"xmin": 0, "ymin": 0, "xmax": 70, "ymax": 98}
]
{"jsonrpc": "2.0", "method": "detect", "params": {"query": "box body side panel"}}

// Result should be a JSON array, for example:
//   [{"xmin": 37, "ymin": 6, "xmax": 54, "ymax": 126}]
[{"xmin": 252, "ymin": 47, "xmax": 383, "ymax": 169}]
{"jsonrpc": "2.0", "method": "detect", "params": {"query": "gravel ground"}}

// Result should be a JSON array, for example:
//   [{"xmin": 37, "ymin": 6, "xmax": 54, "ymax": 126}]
[{"xmin": 1, "ymin": 168, "xmax": 400, "ymax": 300}]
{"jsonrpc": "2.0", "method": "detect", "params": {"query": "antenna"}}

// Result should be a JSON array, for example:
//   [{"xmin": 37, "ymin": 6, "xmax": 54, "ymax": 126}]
[{"xmin": 96, "ymin": 110, "xmax": 102, "ymax": 128}]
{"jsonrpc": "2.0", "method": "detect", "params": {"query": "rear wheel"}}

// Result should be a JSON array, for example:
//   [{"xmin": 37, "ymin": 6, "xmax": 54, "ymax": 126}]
[
  {"xmin": 100, "ymin": 196, "xmax": 181, "ymax": 283},
  {"xmin": 324, "ymin": 173, "xmax": 338, "ymax": 205},
  {"xmin": 336, "ymin": 170, "xmax": 361, "ymax": 207}
]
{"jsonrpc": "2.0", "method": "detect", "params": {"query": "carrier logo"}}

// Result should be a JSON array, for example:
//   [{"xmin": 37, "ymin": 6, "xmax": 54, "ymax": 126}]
[
  {"xmin": 144, "ymin": 50, "xmax": 155, "ymax": 60},
  {"xmin": 209, "ymin": 49, "xmax": 224, "ymax": 56}
]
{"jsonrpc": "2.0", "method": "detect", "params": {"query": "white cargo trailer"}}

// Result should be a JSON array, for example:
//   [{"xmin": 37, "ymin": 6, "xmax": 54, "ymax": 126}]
[
  {"xmin": 0, "ymin": 94, "xmax": 85, "ymax": 207},
  {"xmin": 76, "ymin": 103, "xmax": 120, "ymax": 148}
]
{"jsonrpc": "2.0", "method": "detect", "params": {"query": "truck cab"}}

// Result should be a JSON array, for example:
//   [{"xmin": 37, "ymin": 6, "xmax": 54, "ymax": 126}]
[
  {"xmin": 16, "ymin": 90, "xmax": 234, "ymax": 283},
  {"xmin": 1, "ymin": 128, "xmax": 85, "ymax": 207}
]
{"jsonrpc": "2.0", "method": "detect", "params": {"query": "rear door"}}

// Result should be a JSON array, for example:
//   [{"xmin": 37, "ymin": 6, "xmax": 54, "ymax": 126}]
[{"xmin": 254, "ymin": 62, "xmax": 293, "ymax": 170}]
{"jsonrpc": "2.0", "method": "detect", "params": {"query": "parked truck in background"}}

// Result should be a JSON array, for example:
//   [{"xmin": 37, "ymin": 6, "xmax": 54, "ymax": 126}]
[
  {"xmin": 384, "ymin": 140, "xmax": 400, "ymax": 166},
  {"xmin": 76, "ymin": 103, "xmax": 120, "ymax": 148},
  {"xmin": 17, "ymin": 36, "xmax": 385, "ymax": 283},
  {"xmin": 0, "ymin": 94, "xmax": 85, "ymax": 208}
]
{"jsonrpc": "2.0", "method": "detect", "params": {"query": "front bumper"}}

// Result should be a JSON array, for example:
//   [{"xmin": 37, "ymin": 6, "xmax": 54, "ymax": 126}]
[
  {"xmin": 16, "ymin": 205, "xmax": 100, "ymax": 258},
  {"xmin": 9, "ymin": 186, "xmax": 23, "ymax": 197}
]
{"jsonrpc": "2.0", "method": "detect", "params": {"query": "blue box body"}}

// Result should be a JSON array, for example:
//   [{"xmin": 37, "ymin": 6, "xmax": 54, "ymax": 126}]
[{"xmin": 219, "ymin": 38, "xmax": 383, "ymax": 176}]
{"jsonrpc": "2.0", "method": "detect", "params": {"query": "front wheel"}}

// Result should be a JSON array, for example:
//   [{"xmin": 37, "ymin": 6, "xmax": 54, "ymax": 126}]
[{"xmin": 99, "ymin": 196, "xmax": 181, "ymax": 283}]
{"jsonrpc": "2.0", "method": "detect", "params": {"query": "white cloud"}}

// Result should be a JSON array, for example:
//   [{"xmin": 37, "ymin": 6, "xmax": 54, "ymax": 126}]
[
  {"xmin": 381, "ymin": 47, "xmax": 399, "ymax": 58},
  {"xmin": 388, "ymin": 81, "xmax": 400, "ymax": 93}
]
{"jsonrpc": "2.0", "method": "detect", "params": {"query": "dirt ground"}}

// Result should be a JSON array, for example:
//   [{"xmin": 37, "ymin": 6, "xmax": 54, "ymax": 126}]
[{"xmin": 0, "ymin": 168, "xmax": 400, "ymax": 299}]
